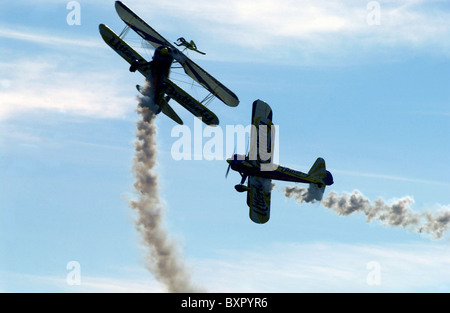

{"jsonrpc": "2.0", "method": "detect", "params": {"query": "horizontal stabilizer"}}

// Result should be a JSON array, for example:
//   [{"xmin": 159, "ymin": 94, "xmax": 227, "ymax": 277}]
[
  {"xmin": 136, "ymin": 85, "xmax": 183, "ymax": 125},
  {"xmin": 308, "ymin": 182, "xmax": 326, "ymax": 201},
  {"xmin": 160, "ymin": 97, "xmax": 183, "ymax": 125}
]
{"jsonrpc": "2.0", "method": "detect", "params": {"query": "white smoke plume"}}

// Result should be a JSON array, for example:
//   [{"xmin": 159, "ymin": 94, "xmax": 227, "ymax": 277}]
[
  {"xmin": 285, "ymin": 184, "xmax": 324, "ymax": 204},
  {"xmin": 129, "ymin": 82, "xmax": 202, "ymax": 292},
  {"xmin": 284, "ymin": 186, "xmax": 450, "ymax": 239}
]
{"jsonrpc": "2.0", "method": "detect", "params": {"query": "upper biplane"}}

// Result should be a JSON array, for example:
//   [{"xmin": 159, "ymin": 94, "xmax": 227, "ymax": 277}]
[
  {"xmin": 226, "ymin": 100, "xmax": 334, "ymax": 224},
  {"xmin": 99, "ymin": 1, "xmax": 239, "ymax": 126}
]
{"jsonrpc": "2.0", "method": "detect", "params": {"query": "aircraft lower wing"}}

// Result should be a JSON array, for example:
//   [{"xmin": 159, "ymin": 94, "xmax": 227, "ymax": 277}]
[
  {"xmin": 164, "ymin": 78, "xmax": 219, "ymax": 126},
  {"xmin": 115, "ymin": 1, "xmax": 239, "ymax": 108},
  {"xmin": 247, "ymin": 176, "xmax": 272, "ymax": 224},
  {"xmin": 99, "ymin": 23, "xmax": 152, "ymax": 77}
]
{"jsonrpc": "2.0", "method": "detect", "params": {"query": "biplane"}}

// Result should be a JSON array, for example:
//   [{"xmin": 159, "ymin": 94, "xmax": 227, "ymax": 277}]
[
  {"xmin": 226, "ymin": 100, "xmax": 334, "ymax": 224},
  {"xmin": 99, "ymin": 1, "xmax": 239, "ymax": 126}
]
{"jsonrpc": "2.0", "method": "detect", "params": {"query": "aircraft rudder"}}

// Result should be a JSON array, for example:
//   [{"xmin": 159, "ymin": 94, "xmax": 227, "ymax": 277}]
[
  {"xmin": 308, "ymin": 157, "xmax": 333, "ymax": 186},
  {"xmin": 308, "ymin": 157, "xmax": 326, "ymax": 176}
]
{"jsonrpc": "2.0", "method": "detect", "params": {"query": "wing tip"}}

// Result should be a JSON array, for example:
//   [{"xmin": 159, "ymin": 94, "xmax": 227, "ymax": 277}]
[{"xmin": 249, "ymin": 212, "xmax": 270, "ymax": 224}]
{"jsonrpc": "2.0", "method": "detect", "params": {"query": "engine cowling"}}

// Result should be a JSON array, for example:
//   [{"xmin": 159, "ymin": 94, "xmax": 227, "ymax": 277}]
[{"xmin": 129, "ymin": 59, "xmax": 140, "ymax": 72}]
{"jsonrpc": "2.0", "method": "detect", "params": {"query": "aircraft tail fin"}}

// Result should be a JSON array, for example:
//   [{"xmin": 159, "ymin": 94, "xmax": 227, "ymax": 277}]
[
  {"xmin": 308, "ymin": 157, "xmax": 326, "ymax": 177},
  {"xmin": 307, "ymin": 157, "xmax": 334, "ymax": 201}
]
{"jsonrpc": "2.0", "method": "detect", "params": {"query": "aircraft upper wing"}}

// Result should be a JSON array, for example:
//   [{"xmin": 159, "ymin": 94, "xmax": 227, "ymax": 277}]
[
  {"xmin": 246, "ymin": 176, "xmax": 272, "ymax": 224},
  {"xmin": 115, "ymin": 1, "xmax": 240, "ymax": 107},
  {"xmin": 179, "ymin": 57, "xmax": 239, "ymax": 107},
  {"xmin": 248, "ymin": 100, "xmax": 274, "ymax": 165},
  {"xmin": 115, "ymin": 1, "xmax": 171, "ymax": 49}
]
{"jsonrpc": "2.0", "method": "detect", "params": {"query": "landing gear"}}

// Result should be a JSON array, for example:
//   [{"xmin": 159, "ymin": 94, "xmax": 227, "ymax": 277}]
[
  {"xmin": 233, "ymin": 173, "xmax": 249, "ymax": 192},
  {"xmin": 234, "ymin": 184, "xmax": 249, "ymax": 193},
  {"xmin": 239, "ymin": 173, "xmax": 248, "ymax": 185}
]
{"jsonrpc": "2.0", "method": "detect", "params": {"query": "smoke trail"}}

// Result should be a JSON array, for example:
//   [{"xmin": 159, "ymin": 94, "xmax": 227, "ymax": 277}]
[
  {"xmin": 283, "ymin": 186, "xmax": 450, "ymax": 239},
  {"xmin": 285, "ymin": 184, "xmax": 324, "ymax": 204},
  {"xmin": 129, "ymin": 82, "xmax": 201, "ymax": 292}
]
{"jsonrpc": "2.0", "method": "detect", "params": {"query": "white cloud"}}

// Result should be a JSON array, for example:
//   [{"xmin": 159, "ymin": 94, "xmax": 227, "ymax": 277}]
[
  {"xmin": 0, "ymin": 58, "xmax": 133, "ymax": 120},
  {"xmin": 4, "ymin": 1, "xmax": 450, "ymax": 66},
  {"xmin": 3, "ymin": 242, "xmax": 449, "ymax": 292},
  {"xmin": 191, "ymin": 242, "xmax": 450, "ymax": 292},
  {"xmin": 332, "ymin": 168, "xmax": 450, "ymax": 186},
  {"xmin": 0, "ymin": 27, "xmax": 103, "ymax": 49},
  {"xmin": 0, "ymin": 270, "xmax": 164, "ymax": 293},
  {"xmin": 130, "ymin": 0, "xmax": 450, "ymax": 63}
]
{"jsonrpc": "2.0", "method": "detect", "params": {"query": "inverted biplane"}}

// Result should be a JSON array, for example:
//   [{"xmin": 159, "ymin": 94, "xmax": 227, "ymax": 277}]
[
  {"xmin": 99, "ymin": 1, "xmax": 239, "ymax": 126},
  {"xmin": 226, "ymin": 100, "xmax": 334, "ymax": 224}
]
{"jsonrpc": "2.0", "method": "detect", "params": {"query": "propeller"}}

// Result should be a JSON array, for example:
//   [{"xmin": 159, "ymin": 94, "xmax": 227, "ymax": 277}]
[
  {"xmin": 225, "ymin": 146, "xmax": 236, "ymax": 178},
  {"xmin": 225, "ymin": 162, "xmax": 231, "ymax": 178}
]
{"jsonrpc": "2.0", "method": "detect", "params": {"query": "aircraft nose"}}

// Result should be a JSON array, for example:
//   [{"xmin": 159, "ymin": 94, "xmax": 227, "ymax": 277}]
[{"xmin": 226, "ymin": 154, "xmax": 239, "ymax": 164}]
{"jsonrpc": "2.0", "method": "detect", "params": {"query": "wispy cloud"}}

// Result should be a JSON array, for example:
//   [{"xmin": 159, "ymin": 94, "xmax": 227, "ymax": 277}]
[
  {"xmin": 332, "ymin": 168, "xmax": 450, "ymax": 186},
  {"xmin": 2, "ymin": 242, "xmax": 449, "ymax": 292},
  {"xmin": 192, "ymin": 242, "xmax": 450, "ymax": 292},
  {"xmin": 0, "ymin": 269, "xmax": 163, "ymax": 292},
  {"xmin": 132, "ymin": 0, "xmax": 450, "ymax": 63},
  {"xmin": 0, "ymin": 58, "xmax": 133, "ymax": 120},
  {"xmin": 0, "ymin": 26, "xmax": 103, "ymax": 49},
  {"xmin": 5, "ymin": 1, "xmax": 450, "ymax": 65}
]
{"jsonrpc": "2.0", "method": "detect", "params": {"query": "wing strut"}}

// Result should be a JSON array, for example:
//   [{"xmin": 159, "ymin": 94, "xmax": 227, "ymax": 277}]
[
  {"xmin": 200, "ymin": 92, "xmax": 216, "ymax": 106},
  {"xmin": 118, "ymin": 25, "xmax": 131, "ymax": 39}
]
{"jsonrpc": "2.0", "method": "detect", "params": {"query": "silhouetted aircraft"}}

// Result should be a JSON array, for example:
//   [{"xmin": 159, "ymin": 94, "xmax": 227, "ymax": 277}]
[
  {"xmin": 99, "ymin": 1, "xmax": 239, "ymax": 126},
  {"xmin": 226, "ymin": 100, "xmax": 334, "ymax": 224}
]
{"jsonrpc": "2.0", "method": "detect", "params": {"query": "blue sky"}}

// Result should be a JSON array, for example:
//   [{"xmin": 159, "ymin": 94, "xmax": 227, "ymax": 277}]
[{"xmin": 1, "ymin": 0, "xmax": 449, "ymax": 292}]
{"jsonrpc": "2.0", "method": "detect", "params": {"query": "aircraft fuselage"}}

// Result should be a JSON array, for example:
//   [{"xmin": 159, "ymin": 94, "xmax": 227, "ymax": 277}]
[
  {"xmin": 148, "ymin": 45, "xmax": 174, "ymax": 100},
  {"xmin": 227, "ymin": 154, "xmax": 320, "ymax": 185}
]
